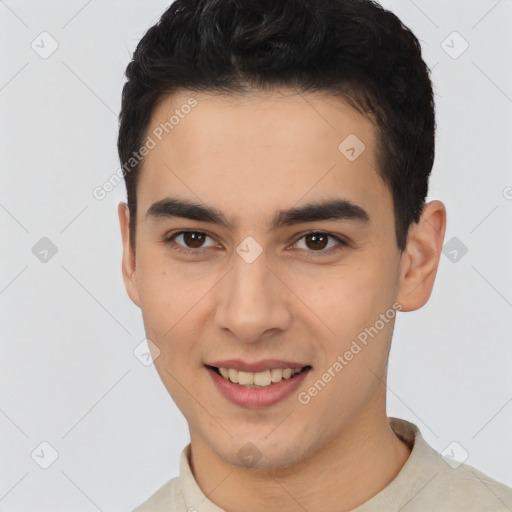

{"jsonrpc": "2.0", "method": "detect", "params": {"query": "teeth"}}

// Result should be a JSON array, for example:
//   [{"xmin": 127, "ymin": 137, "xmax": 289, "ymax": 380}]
[
  {"xmin": 253, "ymin": 370, "xmax": 271, "ymax": 386},
  {"xmin": 217, "ymin": 366, "xmax": 304, "ymax": 387},
  {"xmin": 270, "ymin": 368, "xmax": 283, "ymax": 382},
  {"xmin": 238, "ymin": 371, "xmax": 253, "ymax": 386}
]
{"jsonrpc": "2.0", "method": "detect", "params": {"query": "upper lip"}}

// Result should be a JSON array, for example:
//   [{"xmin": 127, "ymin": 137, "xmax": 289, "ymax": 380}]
[{"xmin": 206, "ymin": 359, "xmax": 310, "ymax": 373}]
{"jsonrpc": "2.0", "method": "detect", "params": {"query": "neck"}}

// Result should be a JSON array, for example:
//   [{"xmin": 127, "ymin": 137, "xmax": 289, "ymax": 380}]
[{"xmin": 188, "ymin": 390, "xmax": 411, "ymax": 512}]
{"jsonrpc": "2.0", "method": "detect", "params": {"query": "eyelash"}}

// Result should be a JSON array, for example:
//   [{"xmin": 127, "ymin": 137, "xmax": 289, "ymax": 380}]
[{"xmin": 162, "ymin": 230, "xmax": 348, "ymax": 259}]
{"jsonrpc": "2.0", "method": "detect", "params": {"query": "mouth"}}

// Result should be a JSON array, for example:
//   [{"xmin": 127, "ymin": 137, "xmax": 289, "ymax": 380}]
[
  {"xmin": 204, "ymin": 358, "xmax": 313, "ymax": 408},
  {"xmin": 205, "ymin": 364, "xmax": 312, "ymax": 389}
]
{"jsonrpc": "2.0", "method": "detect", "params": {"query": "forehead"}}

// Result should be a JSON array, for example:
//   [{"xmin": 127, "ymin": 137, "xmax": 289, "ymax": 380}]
[{"xmin": 136, "ymin": 88, "xmax": 392, "ymax": 229}]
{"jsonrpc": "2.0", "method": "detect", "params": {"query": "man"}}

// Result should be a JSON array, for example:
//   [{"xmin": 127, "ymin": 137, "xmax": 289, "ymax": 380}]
[{"xmin": 117, "ymin": 0, "xmax": 512, "ymax": 510}]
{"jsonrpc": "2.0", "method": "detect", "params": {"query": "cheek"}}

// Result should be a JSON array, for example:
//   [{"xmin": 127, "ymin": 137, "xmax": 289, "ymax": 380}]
[
  {"xmin": 136, "ymin": 250, "xmax": 193, "ymax": 328},
  {"xmin": 292, "ymin": 257, "xmax": 397, "ymax": 367},
  {"xmin": 293, "ymin": 261, "xmax": 388, "ymax": 326},
  {"xmin": 136, "ymin": 251, "xmax": 213, "ymax": 359}
]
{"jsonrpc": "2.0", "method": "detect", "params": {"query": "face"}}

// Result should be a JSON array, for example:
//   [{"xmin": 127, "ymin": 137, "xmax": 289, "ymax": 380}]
[{"xmin": 119, "ymin": 88, "xmax": 435, "ymax": 470}]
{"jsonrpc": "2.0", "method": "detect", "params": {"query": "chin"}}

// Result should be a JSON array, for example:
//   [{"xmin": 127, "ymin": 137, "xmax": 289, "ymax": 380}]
[{"xmin": 212, "ymin": 433, "xmax": 308, "ymax": 471}]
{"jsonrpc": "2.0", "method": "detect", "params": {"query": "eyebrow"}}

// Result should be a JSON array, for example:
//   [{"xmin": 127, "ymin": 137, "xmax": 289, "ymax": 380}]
[{"xmin": 146, "ymin": 196, "xmax": 370, "ymax": 230}]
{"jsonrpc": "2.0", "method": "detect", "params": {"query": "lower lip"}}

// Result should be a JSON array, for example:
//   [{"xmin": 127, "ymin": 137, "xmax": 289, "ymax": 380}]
[{"xmin": 206, "ymin": 366, "xmax": 311, "ymax": 409}]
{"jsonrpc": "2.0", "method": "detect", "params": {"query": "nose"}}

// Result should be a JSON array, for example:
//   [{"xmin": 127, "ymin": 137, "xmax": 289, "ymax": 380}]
[{"xmin": 214, "ymin": 248, "xmax": 292, "ymax": 344}]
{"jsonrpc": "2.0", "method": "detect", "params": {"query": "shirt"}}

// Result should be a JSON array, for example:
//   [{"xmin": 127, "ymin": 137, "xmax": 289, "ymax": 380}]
[{"xmin": 132, "ymin": 417, "xmax": 512, "ymax": 511}]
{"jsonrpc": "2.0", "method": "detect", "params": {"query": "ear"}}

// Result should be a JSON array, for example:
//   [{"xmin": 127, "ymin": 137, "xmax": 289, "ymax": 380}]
[
  {"xmin": 118, "ymin": 202, "xmax": 141, "ymax": 308},
  {"xmin": 396, "ymin": 200, "xmax": 447, "ymax": 312}
]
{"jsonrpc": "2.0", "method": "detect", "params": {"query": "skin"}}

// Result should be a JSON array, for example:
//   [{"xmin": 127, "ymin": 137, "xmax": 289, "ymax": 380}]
[{"xmin": 118, "ymin": 88, "xmax": 446, "ymax": 512}]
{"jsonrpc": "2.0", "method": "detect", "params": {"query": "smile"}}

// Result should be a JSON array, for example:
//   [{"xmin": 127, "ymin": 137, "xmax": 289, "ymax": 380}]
[
  {"xmin": 205, "ymin": 363, "xmax": 312, "ymax": 408},
  {"xmin": 211, "ymin": 366, "xmax": 308, "ymax": 388}
]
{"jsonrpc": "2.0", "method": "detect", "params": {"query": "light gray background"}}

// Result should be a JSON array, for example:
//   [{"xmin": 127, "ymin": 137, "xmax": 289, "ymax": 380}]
[{"xmin": 1, "ymin": 1, "xmax": 511, "ymax": 510}]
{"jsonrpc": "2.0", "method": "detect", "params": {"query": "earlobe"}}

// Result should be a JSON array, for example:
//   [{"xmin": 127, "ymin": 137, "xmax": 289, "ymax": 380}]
[
  {"xmin": 118, "ymin": 202, "xmax": 142, "ymax": 308},
  {"xmin": 396, "ymin": 200, "xmax": 447, "ymax": 312}
]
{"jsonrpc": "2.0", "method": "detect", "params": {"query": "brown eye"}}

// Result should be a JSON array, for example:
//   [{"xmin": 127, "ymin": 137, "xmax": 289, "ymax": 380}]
[
  {"xmin": 304, "ymin": 233, "xmax": 329, "ymax": 250},
  {"xmin": 293, "ymin": 231, "xmax": 347, "ymax": 257},
  {"xmin": 182, "ymin": 231, "xmax": 206, "ymax": 248},
  {"xmin": 164, "ymin": 231, "xmax": 218, "ymax": 253}
]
